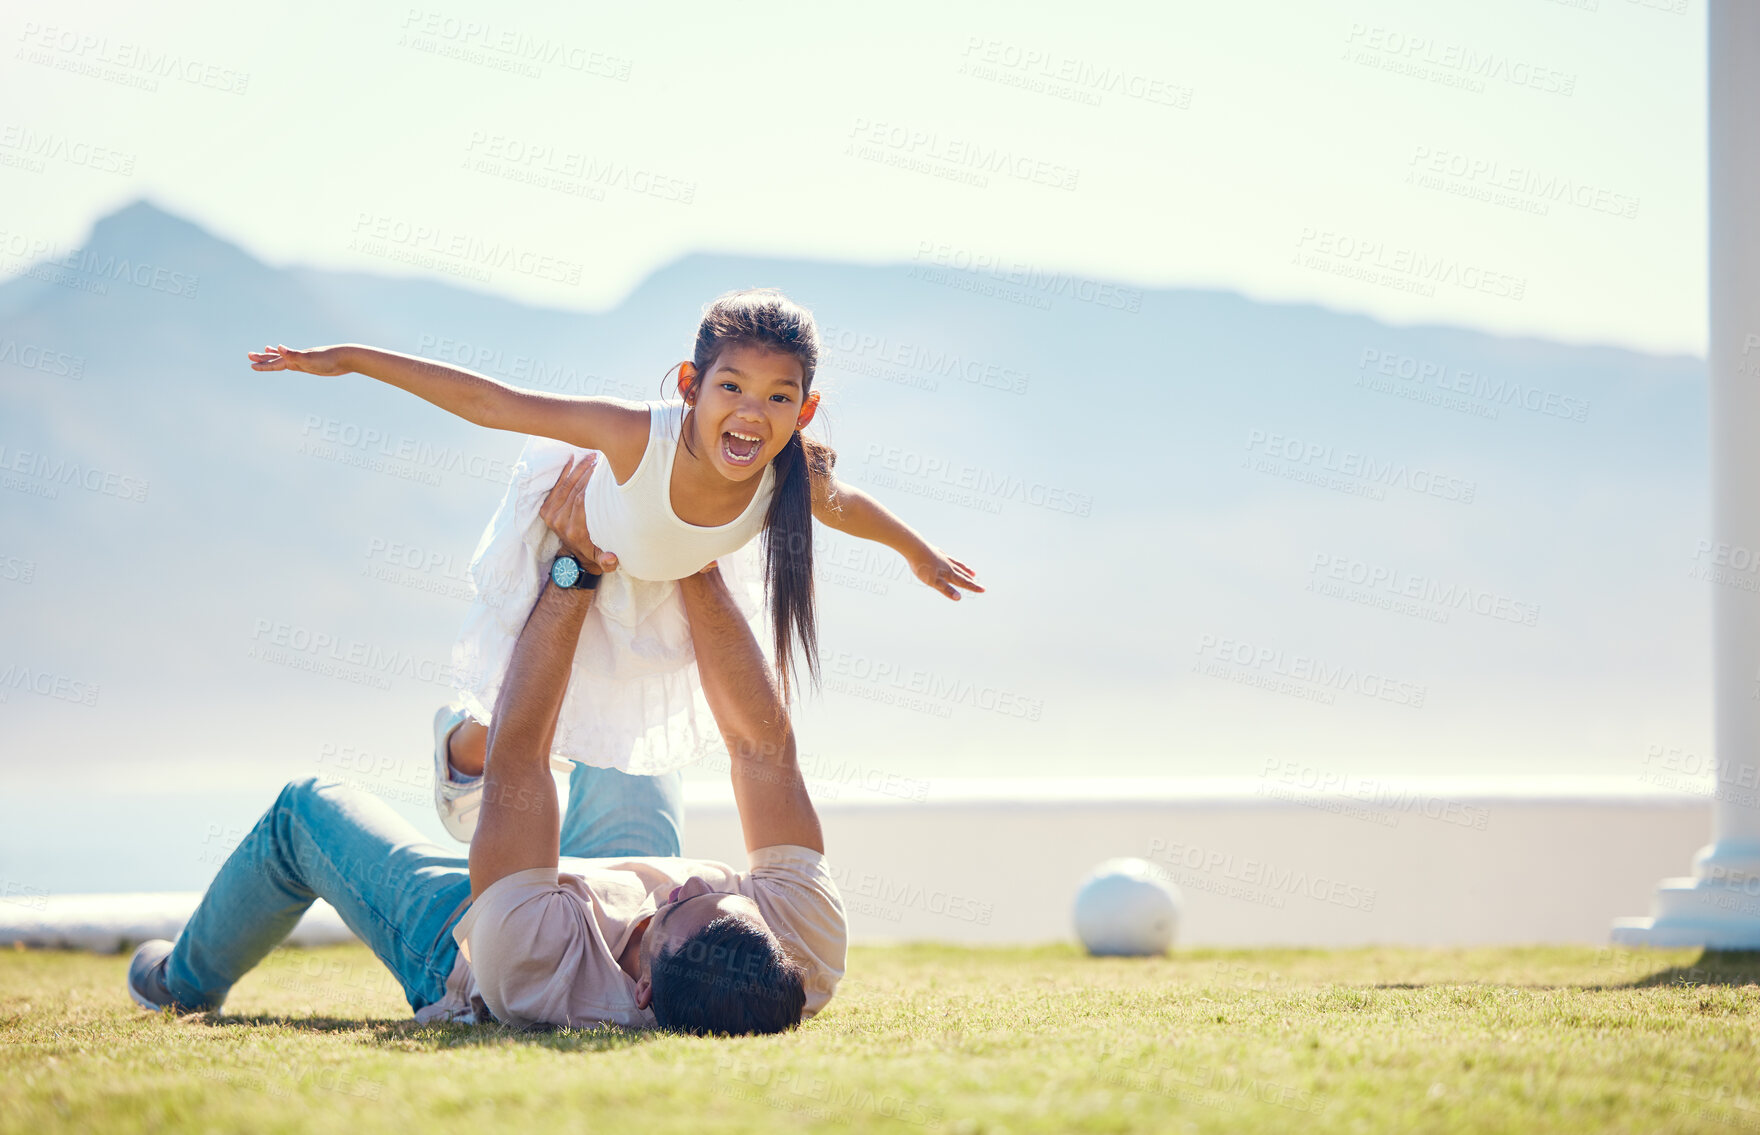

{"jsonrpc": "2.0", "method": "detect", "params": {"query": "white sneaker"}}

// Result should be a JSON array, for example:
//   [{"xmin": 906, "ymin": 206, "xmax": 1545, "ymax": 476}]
[{"xmin": 432, "ymin": 703, "xmax": 577, "ymax": 844}]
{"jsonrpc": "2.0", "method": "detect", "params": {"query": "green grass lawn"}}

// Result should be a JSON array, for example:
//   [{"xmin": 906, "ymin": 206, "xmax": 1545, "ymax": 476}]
[{"xmin": 3, "ymin": 942, "xmax": 1759, "ymax": 1133}]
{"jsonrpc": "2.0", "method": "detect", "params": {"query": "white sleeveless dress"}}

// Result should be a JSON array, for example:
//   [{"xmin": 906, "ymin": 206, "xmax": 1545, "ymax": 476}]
[{"xmin": 450, "ymin": 400, "xmax": 777, "ymax": 774}]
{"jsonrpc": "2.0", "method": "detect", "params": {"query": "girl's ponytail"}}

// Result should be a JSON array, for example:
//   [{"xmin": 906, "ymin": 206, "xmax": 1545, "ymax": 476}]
[{"xmin": 762, "ymin": 425, "xmax": 835, "ymax": 704}]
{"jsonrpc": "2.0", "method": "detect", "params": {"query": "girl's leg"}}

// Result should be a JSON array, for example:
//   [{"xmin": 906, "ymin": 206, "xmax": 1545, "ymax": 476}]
[
  {"xmin": 164, "ymin": 776, "xmax": 472, "ymax": 1014},
  {"xmin": 558, "ymin": 763, "xmax": 684, "ymax": 859},
  {"xmin": 450, "ymin": 718, "xmax": 683, "ymax": 858},
  {"xmin": 447, "ymin": 718, "xmax": 487, "ymax": 777}
]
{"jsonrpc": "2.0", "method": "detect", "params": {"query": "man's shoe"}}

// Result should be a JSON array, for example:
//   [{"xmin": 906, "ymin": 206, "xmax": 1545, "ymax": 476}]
[
  {"xmin": 126, "ymin": 939, "xmax": 181, "ymax": 1011},
  {"xmin": 433, "ymin": 702, "xmax": 483, "ymax": 844}
]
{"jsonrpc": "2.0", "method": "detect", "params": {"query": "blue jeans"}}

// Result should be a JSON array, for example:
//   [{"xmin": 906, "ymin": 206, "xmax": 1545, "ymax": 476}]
[{"xmin": 163, "ymin": 764, "xmax": 684, "ymax": 1014}]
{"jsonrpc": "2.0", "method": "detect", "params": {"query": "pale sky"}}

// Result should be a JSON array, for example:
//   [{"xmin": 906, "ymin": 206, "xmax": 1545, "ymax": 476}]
[
  {"xmin": 1, "ymin": 0, "xmax": 1708, "ymax": 357},
  {"xmin": 0, "ymin": 0, "xmax": 1720, "ymax": 890}
]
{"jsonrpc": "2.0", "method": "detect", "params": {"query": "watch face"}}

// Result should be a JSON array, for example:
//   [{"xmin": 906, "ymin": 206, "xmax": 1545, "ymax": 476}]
[{"xmin": 551, "ymin": 556, "xmax": 581, "ymax": 588}]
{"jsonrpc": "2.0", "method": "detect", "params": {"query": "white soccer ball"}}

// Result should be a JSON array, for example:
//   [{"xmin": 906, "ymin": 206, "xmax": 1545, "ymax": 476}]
[{"xmin": 1074, "ymin": 858, "xmax": 1182, "ymax": 956}]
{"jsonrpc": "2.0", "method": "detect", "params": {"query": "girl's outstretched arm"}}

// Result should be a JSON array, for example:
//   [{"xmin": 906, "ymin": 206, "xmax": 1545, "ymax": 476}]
[
  {"xmin": 811, "ymin": 473, "xmax": 984, "ymax": 601},
  {"xmin": 246, "ymin": 342, "xmax": 647, "ymax": 464}
]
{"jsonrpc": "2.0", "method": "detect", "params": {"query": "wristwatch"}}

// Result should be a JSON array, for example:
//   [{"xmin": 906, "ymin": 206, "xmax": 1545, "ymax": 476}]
[{"xmin": 550, "ymin": 554, "xmax": 601, "ymax": 591}]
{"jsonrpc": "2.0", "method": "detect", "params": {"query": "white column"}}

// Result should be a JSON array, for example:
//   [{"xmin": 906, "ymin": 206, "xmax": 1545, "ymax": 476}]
[{"xmin": 1613, "ymin": 0, "xmax": 1760, "ymax": 948}]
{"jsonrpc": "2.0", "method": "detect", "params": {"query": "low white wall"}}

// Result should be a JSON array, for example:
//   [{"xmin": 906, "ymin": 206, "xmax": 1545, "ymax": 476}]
[
  {"xmin": 680, "ymin": 783, "xmax": 1711, "ymax": 947},
  {"xmin": 0, "ymin": 781, "xmax": 1713, "ymax": 950},
  {"xmin": 1, "ymin": 893, "xmax": 356, "ymax": 954}
]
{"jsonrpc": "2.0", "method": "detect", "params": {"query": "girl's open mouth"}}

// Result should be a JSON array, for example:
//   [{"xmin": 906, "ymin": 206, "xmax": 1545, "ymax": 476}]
[{"xmin": 721, "ymin": 430, "xmax": 762, "ymax": 466}]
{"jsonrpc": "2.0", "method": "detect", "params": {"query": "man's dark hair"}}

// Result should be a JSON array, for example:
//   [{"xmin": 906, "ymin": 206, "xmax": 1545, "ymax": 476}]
[{"xmin": 651, "ymin": 915, "xmax": 807, "ymax": 1036}]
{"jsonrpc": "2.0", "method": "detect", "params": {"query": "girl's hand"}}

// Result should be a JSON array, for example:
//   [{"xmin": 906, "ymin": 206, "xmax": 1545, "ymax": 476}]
[
  {"xmin": 246, "ymin": 343, "xmax": 351, "ymax": 376},
  {"xmin": 912, "ymin": 548, "xmax": 983, "ymax": 601},
  {"xmin": 538, "ymin": 453, "xmax": 618, "ymax": 573}
]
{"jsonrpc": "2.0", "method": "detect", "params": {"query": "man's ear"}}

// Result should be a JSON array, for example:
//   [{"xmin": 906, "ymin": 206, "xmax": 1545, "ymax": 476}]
[
  {"xmin": 795, "ymin": 389, "xmax": 821, "ymax": 431},
  {"xmin": 633, "ymin": 972, "xmax": 652, "ymax": 1009}
]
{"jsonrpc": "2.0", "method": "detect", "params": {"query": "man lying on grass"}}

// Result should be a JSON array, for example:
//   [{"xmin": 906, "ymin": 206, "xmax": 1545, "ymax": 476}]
[{"xmin": 126, "ymin": 453, "xmax": 847, "ymax": 1035}]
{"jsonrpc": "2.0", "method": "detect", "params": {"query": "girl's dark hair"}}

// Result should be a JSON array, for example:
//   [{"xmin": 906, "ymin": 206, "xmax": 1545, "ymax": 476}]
[{"xmin": 674, "ymin": 287, "xmax": 834, "ymax": 704}]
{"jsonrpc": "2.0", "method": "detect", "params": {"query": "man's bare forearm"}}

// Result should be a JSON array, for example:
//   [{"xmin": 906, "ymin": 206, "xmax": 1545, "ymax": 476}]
[
  {"xmin": 680, "ymin": 570, "xmax": 823, "ymax": 853},
  {"xmin": 681, "ymin": 571, "xmax": 790, "ymax": 764},
  {"xmin": 483, "ymin": 580, "xmax": 594, "ymax": 774},
  {"xmin": 468, "ymin": 578, "xmax": 595, "ymax": 896}
]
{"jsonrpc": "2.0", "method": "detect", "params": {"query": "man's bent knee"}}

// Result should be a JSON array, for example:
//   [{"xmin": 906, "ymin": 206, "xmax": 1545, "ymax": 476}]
[{"xmin": 276, "ymin": 775, "xmax": 346, "ymax": 812}]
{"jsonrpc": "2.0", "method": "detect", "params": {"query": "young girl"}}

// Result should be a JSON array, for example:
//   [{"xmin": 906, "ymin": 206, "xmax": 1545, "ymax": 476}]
[{"xmin": 246, "ymin": 288, "xmax": 983, "ymax": 777}]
